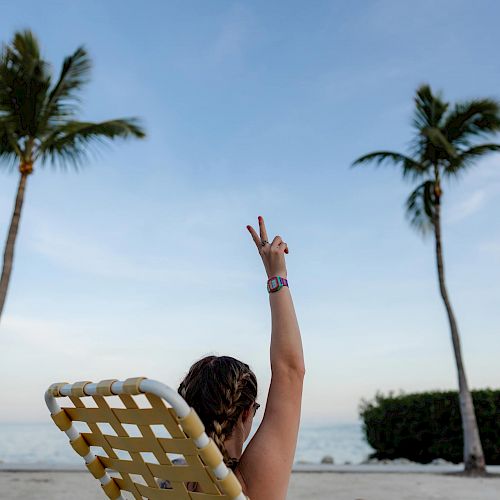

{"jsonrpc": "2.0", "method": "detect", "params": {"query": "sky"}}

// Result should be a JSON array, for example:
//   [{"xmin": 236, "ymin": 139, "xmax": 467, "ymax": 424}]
[{"xmin": 0, "ymin": 0, "xmax": 499, "ymax": 424}]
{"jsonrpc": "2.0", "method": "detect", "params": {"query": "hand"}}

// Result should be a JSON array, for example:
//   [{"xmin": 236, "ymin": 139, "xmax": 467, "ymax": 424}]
[{"xmin": 247, "ymin": 216, "xmax": 289, "ymax": 278}]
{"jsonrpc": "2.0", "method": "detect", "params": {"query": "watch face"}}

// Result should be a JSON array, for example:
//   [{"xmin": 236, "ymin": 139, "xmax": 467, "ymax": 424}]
[{"xmin": 269, "ymin": 278, "xmax": 278, "ymax": 290}]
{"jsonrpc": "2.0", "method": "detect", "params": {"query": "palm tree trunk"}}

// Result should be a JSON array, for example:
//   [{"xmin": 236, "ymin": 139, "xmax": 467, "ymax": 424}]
[
  {"xmin": 433, "ymin": 197, "xmax": 486, "ymax": 474},
  {"xmin": 0, "ymin": 172, "xmax": 29, "ymax": 322}
]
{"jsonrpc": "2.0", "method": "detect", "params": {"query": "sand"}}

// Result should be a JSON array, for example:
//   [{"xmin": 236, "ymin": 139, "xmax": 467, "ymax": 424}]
[{"xmin": 0, "ymin": 471, "xmax": 498, "ymax": 500}]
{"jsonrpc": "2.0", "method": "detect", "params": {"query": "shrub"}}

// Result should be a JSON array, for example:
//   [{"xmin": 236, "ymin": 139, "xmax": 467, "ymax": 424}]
[{"xmin": 359, "ymin": 389, "xmax": 500, "ymax": 464}]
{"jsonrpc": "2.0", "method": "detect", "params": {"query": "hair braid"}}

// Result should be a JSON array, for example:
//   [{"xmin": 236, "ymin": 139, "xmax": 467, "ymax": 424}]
[
  {"xmin": 178, "ymin": 356, "xmax": 257, "ymax": 469},
  {"xmin": 210, "ymin": 419, "xmax": 236, "ymax": 468}
]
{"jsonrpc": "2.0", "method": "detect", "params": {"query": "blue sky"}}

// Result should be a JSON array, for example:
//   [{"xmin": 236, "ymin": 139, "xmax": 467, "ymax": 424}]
[{"xmin": 0, "ymin": 0, "xmax": 499, "ymax": 423}]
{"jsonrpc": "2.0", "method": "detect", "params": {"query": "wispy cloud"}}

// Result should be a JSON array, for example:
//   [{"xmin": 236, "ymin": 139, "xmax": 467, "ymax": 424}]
[
  {"xmin": 208, "ymin": 4, "xmax": 254, "ymax": 66},
  {"xmin": 29, "ymin": 223, "xmax": 255, "ymax": 288},
  {"xmin": 25, "ymin": 187, "xmax": 262, "ymax": 288},
  {"xmin": 447, "ymin": 189, "xmax": 488, "ymax": 222},
  {"xmin": 446, "ymin": 156, "xmax": 500, "ymax": 223}
]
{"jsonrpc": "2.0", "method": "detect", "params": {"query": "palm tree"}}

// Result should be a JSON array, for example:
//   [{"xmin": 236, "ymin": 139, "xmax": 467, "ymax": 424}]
[
  {"xmin": 0, "ymin": 30, "xmax": 145, "ymax": 323},
  {"xmin": 353, "ymin": 84, "xmax": 500, "ymax": 474}
]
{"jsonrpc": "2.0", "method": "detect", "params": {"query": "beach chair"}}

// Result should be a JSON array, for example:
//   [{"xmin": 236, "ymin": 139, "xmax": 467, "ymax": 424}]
[{"xmin": 45, "ymin": 377, "xmax": 248, "ymax": 499}]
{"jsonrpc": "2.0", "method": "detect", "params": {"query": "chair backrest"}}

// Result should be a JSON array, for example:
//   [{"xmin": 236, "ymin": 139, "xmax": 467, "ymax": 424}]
[{"xmin": 45, "ymin": 377, "xmax": 248, "ymax": 500}]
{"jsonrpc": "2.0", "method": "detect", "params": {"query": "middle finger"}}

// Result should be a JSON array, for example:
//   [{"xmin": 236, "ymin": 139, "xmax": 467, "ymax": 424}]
[{"xmin": 258, "ymin": 216, "xmax": 269, "ymax": 243}]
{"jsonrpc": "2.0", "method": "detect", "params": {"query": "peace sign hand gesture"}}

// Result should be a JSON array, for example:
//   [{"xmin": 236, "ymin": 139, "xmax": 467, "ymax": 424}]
[{"xmin": 247, "ymin": 216, "xmax": 289, "ymax": 279}]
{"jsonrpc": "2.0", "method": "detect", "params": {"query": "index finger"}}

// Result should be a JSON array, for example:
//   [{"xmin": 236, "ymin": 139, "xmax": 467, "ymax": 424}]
[
  {"xmin": 258, "ymin": 216, "xmax": 269, "ymax": 243},
  {"xmin": 246, "ymin": 225, "xmax": 262, "ymax": 249}
]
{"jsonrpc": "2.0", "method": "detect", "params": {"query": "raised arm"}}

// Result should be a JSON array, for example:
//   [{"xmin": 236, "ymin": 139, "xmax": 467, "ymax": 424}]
[{"xmin": 237, "ymin": 216, "xmax": 305, "ymax": 500}]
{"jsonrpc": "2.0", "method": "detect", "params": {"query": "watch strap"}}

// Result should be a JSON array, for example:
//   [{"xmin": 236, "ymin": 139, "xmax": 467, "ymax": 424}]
[{"xmin": 267, "ymin": 276, "xmax": 288, "ymax": 293}]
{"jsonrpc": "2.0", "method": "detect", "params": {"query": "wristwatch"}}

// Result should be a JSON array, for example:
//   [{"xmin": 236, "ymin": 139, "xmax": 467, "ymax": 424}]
[{"xmin": 267, "ymin": 276, "xmax": 288, "ymax": 293}]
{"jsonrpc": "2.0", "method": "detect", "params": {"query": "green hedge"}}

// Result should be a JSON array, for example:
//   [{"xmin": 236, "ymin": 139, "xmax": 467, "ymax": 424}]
[{"xmin": 359, "ymin": 390, "xmax": 500, "ymax": 464}]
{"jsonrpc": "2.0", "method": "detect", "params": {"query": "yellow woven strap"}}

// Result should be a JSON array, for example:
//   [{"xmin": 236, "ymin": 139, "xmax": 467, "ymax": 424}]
[
  {"xmin": 178, "ymin": 408, "xmax": 205, "ymax": 439},
  {"xmin": 86, "ymin": 457, "xmax": 105, "ymax": 479},
  {"xmin": 158, "ymin": 437, "xmax": 198, "ymax": 454},
  {"xmin": 217, "ymin": 470, "xmax": 243, "ymax": 499},
  {"xmin": 71, "ymin": 381, "xmax": 91, "ymax": 397},
  {"xmin": 198, "ymin": 439, "xmax": 224, "ymax": 468},
  {"xmin": 101, "ymin": 479, "xmax": 121, "ymax": 499},
  {"xmin": 123, "ymin": 377, "xmax": 146, "ymax": 395},
  {"xmin": 95, "ymin": 379, "xmax": 118, "ymax": 396},
  {"xmin": 146, "ymin": 462, "xmax": 210, "ymax": 483},
  {"xmin": 51, "ymin": 410, "xmax": 72, "ymax": 432},
  {"xmin": 48, "ymin": 382, "xmax": 68, "ymax": 398},
  {"xmin": 70, "ymin": 435, "xmax": 90, "ymax": 457},
  {"xmin": 134, "ymin": 483, "xmax": 192, "ymax": 499}
]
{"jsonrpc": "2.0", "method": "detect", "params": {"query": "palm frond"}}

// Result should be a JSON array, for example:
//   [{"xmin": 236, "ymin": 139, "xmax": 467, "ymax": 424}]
[
  {"xmin": 0, "ymin": 30, "xmax": 51, "ymax": 137},
  {"xmin": 0, "ymin": 122, "xmax": 19, "ymax": 170},
  {"xmin": 405, "ymin": 180, "xmax": 436, "ymax": 235},
  {"xmin": 37, "ymin": 118, "xmax": 145, "ymax": 167},
  {"xmin": 43, "ymin": 46, "xmax": 90, "ymax": 124},
  {"xmin": 11, "ymin": 30, "xmax": 41, "ymax": 62},
  {"xmin": 409, "ymin": 134, "xmax": 439, "ymax": 168},
  {"xmin": 442, "ymin": 99, "xmax": 500, "ymax": 146},
  {"xmin": 421, "ymin": 127, "xmax": 458, "ymax": 159},
  {"xmin": 412, "ymin": 84, "xmax": 449, "ymax": 131},
  {"xmin": 352, "ymin": 151, "xmax": 428, "ymax": 180},
  {"xmin": 354, "ymin": 84, "xmax": 500, "ymax": 238},
  {"xmin": 0, "ymin": 30, "xmax": 146, "ymax": 172},
  {"xmin": 445, "ymin": 143, "xmax": 500, "ymax": 176}
]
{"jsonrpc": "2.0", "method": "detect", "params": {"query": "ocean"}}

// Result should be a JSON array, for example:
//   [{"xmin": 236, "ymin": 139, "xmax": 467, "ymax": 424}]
[{"xmin": 0, "ymin": 422, "xmax": 374, "ymax": 466}]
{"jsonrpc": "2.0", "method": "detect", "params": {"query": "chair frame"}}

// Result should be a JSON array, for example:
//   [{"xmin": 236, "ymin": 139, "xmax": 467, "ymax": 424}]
[{"xmin": 45, "ymin": 377, "xmax": 247, "ymax": 500}]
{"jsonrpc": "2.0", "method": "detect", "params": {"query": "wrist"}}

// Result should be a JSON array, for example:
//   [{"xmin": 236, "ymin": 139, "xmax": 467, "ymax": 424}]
[
  {"xmin": 267, "ymin": 275, "xmax": 289, "ymax": 293},
  {"xmin": 267, "ymin": 272, "xmax": 287, "ymax": 279}
]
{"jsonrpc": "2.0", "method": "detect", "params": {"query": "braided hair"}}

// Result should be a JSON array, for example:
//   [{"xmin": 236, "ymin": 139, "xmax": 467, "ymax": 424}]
[{"xmin": 178, "ymin": 356, "xmax": 258, "ymax": 470}]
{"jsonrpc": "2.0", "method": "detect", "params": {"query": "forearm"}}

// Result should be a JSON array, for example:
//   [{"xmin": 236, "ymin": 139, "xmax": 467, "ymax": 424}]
[
  {"xmin": 269, "ymin": 287, "xmax": 304, "ymax": 374},
  {"xmin": 246, "ymin": 216, "xmax": 304, "ymax": 373}
]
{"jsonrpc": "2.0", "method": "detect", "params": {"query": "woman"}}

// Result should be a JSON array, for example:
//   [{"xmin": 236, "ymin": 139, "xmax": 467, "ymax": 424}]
[{"xmin": 174, "ymin": 216, "xmax": 305, "ymax": 500}]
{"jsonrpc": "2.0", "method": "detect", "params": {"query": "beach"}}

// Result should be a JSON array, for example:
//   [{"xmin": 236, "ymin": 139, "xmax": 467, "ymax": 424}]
[
  {"xmin": 1, "ymin": 470, "xmax": 498, "ymax": 499},
  {"xmin": 3, "ymin": 424, "xmax": 498, "ymax": 499}
]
